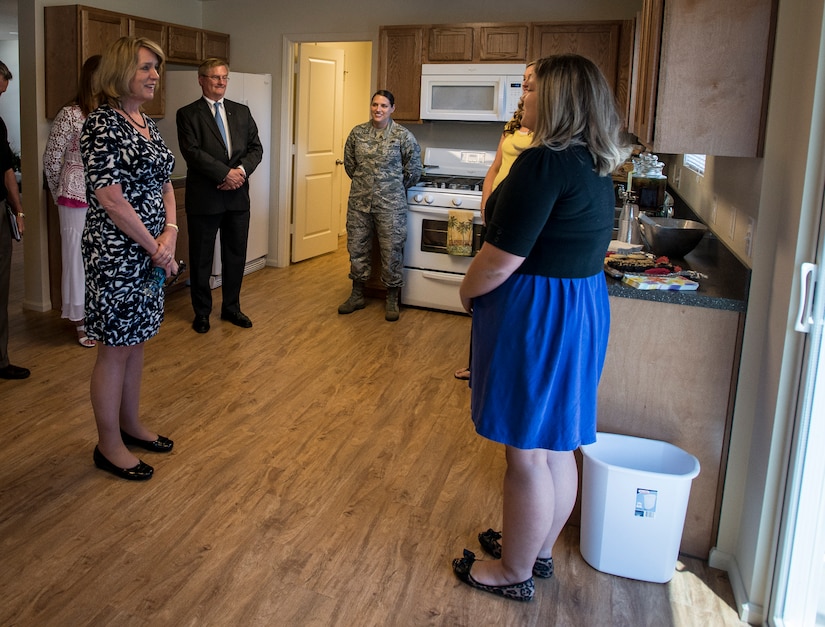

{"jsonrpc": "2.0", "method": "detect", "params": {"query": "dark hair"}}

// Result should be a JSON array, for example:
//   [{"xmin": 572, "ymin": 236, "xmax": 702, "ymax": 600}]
[
  {"xmin": 372, "ymin": 90, "xmax": 395, "ymax": 107},
  {"xmin": 0, "ymin": 60, "xmax": 11, "ymax": 81},
  {"xmin": 76, "ymin": 55, "xmax": 102, "ymax": 116}
]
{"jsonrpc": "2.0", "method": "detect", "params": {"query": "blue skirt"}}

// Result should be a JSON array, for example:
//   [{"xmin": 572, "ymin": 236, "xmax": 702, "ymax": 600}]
[{"xmin": 469, "ymin": 272, "xmax": 610, "ymax": 451}]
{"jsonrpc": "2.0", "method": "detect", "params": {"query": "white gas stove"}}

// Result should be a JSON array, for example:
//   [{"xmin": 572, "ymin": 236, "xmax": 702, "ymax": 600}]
[{"xmin": 403, "ymin": 147, "xmax": 495, "ymax": 313}]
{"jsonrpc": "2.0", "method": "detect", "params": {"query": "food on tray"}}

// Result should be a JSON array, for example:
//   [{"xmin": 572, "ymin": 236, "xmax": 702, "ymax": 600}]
[{"xmin": 604, "ymin": 252, "xmax": 683, "ymax": 275}]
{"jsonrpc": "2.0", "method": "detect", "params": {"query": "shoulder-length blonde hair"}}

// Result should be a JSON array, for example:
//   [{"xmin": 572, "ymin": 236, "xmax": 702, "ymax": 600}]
[
  {"xmin": 97, "ymin": 36, "xmax": 165, "ymax": 108},
  {"xmin": 530, "ymin": 54, "xmax": 630, "ymax": 176}
]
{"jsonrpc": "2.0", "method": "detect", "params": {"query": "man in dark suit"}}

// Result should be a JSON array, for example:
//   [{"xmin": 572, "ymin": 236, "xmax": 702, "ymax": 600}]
[{"xmin": 177, "ymin": 58, "xmax": 263, "ymax": 333}]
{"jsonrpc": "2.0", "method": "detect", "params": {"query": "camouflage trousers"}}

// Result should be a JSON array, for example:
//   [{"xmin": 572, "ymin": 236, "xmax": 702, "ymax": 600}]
[{"xmin": 346, "ymin": 208, "xmax": 406, "ymax": 288}]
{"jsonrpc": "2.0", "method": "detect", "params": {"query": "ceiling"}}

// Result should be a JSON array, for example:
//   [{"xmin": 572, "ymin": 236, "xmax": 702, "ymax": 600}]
[{"xmin": 0, "ymin": 0, "xmax": 16, "ymax": 40}]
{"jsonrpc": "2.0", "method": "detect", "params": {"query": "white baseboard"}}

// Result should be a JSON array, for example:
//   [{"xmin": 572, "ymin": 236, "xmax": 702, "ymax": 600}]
[{"xmin": 708, "ymin": 548, "xmax": 765, "ymax": 625}]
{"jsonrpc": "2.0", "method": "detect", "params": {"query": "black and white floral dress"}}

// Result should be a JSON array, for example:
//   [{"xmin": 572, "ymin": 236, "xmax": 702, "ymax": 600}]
[{"xmin": 80, "ymin": 104, "xmax": 175, "ymax": 347}]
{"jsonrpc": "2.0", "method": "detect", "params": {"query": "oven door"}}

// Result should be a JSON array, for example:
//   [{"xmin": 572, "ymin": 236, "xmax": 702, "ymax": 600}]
[
  {"xmin": 403, "ymin": 204, "xmax": 482, "ymax": 313},
  {"xmin": 404, "ymin": 204, "xmax": 482, "ymax": 273}
]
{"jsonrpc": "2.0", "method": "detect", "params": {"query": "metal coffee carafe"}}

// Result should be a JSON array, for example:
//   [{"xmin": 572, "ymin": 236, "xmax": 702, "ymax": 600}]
[{"xmin": 617, "ymin": 188, "xmax": 642, "ymax": 245}]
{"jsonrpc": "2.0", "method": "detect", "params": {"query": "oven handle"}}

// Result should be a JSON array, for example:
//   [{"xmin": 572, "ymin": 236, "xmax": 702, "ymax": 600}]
[
  {"xmin": 407, "ymin": 204, "xmax": 479, "ymax": 220},
  {"xmin": 421, "ymin": 271, "xmax": 465, "ymax": 284}
]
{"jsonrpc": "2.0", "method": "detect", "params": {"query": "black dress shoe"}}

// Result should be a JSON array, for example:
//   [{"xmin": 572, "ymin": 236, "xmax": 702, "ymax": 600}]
[
  {"xmin": 0, "ymin": 364, "xmax": 31, "ymax": 379},
  {"xmin": 220, "ymin": 310, "xmax": 252, "ymax": 328},
  {"xmin": 192, "ymin": 315, "xmax": 210, "ymax": 333},
  {"xmin": 93, "ymin": 446, "xmax": 153, "ymax": 481},
  {"xmin": 121, "ymin": 430, "xmax": 174, "ymax": 453}
]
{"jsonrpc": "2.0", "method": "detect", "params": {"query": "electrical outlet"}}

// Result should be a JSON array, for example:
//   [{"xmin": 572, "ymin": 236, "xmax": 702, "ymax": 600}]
[
  {"xmin": 710, "ymin": 195, "xmax": 718, "ymax": 224},
  {"xmin": 673, "ymin": 167, "xmax": 681, "ymax": 189},
  {"xmin": 729, "ymin": 206, "xmax": 737, "ymax": 240},
  {"xmin": 745, "ymin": 217, "xmax": 755, "ymax": 258}
]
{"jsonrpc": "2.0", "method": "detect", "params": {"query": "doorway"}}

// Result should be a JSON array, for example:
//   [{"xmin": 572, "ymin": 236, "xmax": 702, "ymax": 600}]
[{"xmin": 279, "ymin": 38, "xmax": 372, "ymax": 265}]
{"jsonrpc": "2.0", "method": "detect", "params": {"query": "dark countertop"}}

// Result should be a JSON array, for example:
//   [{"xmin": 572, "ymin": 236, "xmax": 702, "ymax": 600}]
[{"xmin": 606, "ymin": 190, "xmax": 751, "ymax": 313}]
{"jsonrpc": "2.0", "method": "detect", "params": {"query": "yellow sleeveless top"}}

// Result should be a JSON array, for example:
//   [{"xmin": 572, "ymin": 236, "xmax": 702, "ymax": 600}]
[{"xmin": 492, "ymin": 130, "xmax": 534, "ymax": 190}]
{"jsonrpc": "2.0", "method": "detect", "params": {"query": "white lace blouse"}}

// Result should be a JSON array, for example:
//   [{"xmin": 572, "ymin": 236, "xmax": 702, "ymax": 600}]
[{"xmin": 43, "ymin": 104, "xmax": 88, "ymax": 208}]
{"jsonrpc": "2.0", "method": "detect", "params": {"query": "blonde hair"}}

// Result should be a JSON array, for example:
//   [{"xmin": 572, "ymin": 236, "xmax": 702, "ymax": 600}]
[
  {"xmin": 502, "ymin": 61, "xmax": 536, "ymax": 135},
  {"xmin": 530, "ymin": 55, "xmax": 631, "ymax": 175},
  {"xmin": 97, "ymin": 37, "xmax": 165, "ymax": 108},
  {"xmin": 198, "ymin": 58, "xmax": 230, "ymax": 76}
]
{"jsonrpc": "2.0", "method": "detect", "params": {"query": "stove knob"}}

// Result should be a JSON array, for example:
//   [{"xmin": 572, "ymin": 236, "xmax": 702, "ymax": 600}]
[
  {"xmin": 413, "ymin": 193, "xmax": 424, "ymax": 203},
  {"xmin": 452, "ymin": 198, "xmax": 463, "ymax": 207},
  {"xmin": 424, "ymin": 194, "xmax": 435, "ymax": 204}
]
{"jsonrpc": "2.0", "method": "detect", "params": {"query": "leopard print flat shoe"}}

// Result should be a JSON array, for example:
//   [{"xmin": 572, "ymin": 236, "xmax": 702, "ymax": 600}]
[
  {"xmin": 478, "ymin": 528, "xmax": 555, "ymax": 579},
  {"xmin": 452, "ymin": 549, "xmax": 534, "ymax": 602}
]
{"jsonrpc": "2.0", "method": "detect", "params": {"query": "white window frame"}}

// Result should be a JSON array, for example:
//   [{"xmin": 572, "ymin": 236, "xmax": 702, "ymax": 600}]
[{"xmin": 683, "ymin": 154, "xmax": 706, "ymax": 176}]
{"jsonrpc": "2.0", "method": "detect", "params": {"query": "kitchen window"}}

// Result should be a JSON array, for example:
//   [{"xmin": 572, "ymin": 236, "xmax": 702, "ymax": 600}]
[{"xmin": 683, "ymin": 154, "xmax": 706, "ymax": 176}]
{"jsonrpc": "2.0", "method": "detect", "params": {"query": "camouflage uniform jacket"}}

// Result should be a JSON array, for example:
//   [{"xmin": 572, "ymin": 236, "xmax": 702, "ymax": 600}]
[{"xmin": 344, "ymin": 120, "xmax": 421, "ymax": 214}]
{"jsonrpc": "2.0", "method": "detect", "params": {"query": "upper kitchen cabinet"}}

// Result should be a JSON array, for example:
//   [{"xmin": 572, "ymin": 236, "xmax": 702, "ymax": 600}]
[
  {"xmin": 427, "ymin": 24, "xmax": 529, "ymax": 62},
  {"xmin": 167, "ymin": 25, "xmax": 202, "ymax": 64},
  {"xmin": 530, "ymin": 21, "xmax": 635, "ymax": 124},
  {"xmin": 45, "ymin": 6, "xmax": 126, "ymax": 119},
  {"xmin": 44, "ymin": 5, "xmax": 230, "ymax": 119},
  {"xmin": 631, "ymin": 0, "xmax": 777, "ymax": 157},
  {"xmin": 378, "ymin": 26, "xmax": 425, "ymax": 122},
  {"xmin": 128, "ymin": 17, "xmax": 167, "ymax": 117},
  {"xmin": 203, "ymin": 31, "xmax": 231, "ymax": 61}
]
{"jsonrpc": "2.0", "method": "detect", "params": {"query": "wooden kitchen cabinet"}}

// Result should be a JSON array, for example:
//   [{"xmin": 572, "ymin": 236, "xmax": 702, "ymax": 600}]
[
  {"xmin": 128, "ymin": 17, "xmax": 167, "ymax": 117},
  {"xmin": 530, "ymin": 21, "xmax": 635, "ymax": 125},
  {"xmin": 427, "ymin": 24, "xmax": 529, "ymax": 62},
  {"xmin": 171, "ymin": 182, "xmax": 191, "ymax": 291},
  {"xmin": 378, "ymin": 26, "xmax": 425, "ymax": 122},
  {"xmin": 45, "ymin": 6, "xmax": 126, "ymax": 119},
  {"xmin": 45, "ymin": 5, "xmax": 229, "ymax": 119},
  {"xmin": 427, "ymin": 27, "xmax": 474, "ymax": 62},
  {"xmin": 584, "ymin": 296, "xmax": 744, "ymax": 559},
  {"xmin": 380, "ymin": 20, "xmax": 632, "ymax": 123},
  {"xmin": 167, "ymin": 25, "xmax": 203, "ymax": 64},
  {"xmin": 203, "ymin": 30, "xmax": 231, "ymax": 61},
  {"xmin": 631, "ymin": 0, "xmax": 777, "ymax": 157}
]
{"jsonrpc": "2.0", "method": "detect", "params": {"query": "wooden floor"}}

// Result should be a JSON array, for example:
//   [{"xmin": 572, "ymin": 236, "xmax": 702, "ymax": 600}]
[{"xmin": 0, "ymin": 241, "xmax": 743, "ymax": 626}]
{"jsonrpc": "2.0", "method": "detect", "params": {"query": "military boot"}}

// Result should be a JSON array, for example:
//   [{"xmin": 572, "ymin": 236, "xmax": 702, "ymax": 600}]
[
  {"xmin": 385, "ymin": 287, "xmax": 401, "ymax": 322},
  {"xmin": 338, "ymin": 280, "xmax": 366, "ymax": 314}
]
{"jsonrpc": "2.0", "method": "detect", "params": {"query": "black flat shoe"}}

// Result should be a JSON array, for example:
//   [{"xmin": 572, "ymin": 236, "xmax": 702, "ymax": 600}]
[
  {"xmin": 220, "ymin": 310, "xmax": 252, "ymax": 328},
  {"xmin": 478, "ymin": 529, "xmax": 554, "ymax": 579},
  {"xmin": 452, "ymin": 549, "xmax": 534, "ymax": 602},
  {"xmin": 192, "ymin": 315, "xmax": 210, "ymax": 334},
  {"xmin": 93, "ymin": 446, "xmax": 153, "ymax": 481},
  {"xmin": 120, "ymin": 430, "xmax": 174, "ymax": 453}
]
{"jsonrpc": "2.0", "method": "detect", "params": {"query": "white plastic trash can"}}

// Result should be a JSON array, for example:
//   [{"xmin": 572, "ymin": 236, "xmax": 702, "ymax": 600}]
[{"xmin": 579, "ymin": 432, "xmax": 700, "ymax": 583}]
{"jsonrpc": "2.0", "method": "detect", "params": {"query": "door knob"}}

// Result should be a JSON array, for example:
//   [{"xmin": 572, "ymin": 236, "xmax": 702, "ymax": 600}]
[{"xmin": 335, "ymin": 159, "xmax": 343, "ymax": 165}]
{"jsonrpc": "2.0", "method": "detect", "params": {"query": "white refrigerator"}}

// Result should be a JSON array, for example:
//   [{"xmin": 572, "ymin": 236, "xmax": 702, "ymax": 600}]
[{"xmin": 155, "ymin": 70, "xmax": 272, "ymax": 288}]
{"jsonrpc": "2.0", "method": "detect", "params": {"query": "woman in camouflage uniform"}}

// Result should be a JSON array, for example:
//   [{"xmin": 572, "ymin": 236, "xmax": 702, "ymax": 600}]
[{"xmin": 338, "ymin": 90, "xmax": 421, "ymax": 322}]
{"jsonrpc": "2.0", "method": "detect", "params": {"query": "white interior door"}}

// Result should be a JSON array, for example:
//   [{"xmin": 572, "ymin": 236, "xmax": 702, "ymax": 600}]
[{"xmin": 291, "ymin": 44, "xmax": 344, "ymax": 262}]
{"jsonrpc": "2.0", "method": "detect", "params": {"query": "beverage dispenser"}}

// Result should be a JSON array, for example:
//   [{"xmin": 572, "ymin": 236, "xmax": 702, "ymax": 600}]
[{"xmin": 630, "ymin": 153, "xmax": 667, "ymax": 216}]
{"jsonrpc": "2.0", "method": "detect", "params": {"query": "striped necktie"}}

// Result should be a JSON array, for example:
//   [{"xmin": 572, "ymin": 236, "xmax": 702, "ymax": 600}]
[{"xmin": 214, "ymin": 101, "xmax": 228, "ymax": 148}]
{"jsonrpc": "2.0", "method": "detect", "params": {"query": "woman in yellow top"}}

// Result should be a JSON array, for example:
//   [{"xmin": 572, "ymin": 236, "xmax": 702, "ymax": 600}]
[{"xmin": 455, "ymin": 62, "xmax": 535, "ymax": 381}]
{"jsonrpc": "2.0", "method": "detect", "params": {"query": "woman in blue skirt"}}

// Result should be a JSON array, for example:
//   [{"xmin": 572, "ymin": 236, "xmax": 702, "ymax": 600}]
[{"xmin": 452, "ymin": 55, "xmax": 632, "ymax": 602}]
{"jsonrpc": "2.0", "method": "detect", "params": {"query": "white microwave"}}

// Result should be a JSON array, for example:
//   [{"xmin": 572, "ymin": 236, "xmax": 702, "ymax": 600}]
[{"xmin": 420, "ymin": 63, "xmax": 527, "ymax": 122}]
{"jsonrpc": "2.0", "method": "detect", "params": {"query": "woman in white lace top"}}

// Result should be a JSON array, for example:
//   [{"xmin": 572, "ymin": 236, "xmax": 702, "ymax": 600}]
[{"xmin": 43, "ymin": 55, "xmax": 101, "ymax": 347}]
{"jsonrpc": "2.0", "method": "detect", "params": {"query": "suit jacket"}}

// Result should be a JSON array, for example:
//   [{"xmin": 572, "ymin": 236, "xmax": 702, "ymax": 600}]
[{"xmin": 176, "ymin": 98, "xmax": 264, "ymax": 216}]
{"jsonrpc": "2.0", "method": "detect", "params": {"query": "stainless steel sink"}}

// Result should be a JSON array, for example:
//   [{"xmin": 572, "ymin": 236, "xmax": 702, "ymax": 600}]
[{"xmin": 638, "ymin": 214, "xmax": 708, "ymax": 258}]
